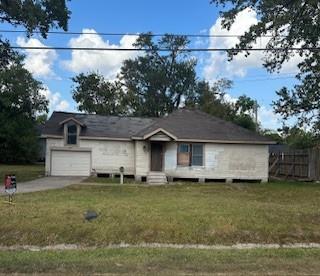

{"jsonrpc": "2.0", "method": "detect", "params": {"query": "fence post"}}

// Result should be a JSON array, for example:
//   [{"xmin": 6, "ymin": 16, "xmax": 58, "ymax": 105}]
[{"xmin": 308, "ymin": 148, "xmax": 317, "ymax": 181}]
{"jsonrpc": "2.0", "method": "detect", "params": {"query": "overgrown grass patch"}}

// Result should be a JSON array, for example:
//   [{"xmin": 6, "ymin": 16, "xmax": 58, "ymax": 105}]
[
  {"xmin": 1, "ymin": 248, "xmax": 320, "ymax": 274},
  {"xmin": 0, "ymin": 164, "xmax": 44, "ymax": 182},
  {"xmin": 0, "ymin": 182, "xmax": 319, "ymax": 246}
]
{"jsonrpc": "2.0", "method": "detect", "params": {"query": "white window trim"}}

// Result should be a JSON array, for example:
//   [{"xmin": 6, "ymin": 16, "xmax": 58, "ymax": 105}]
[{"xmin": 64, "ymin": 123, "xmax": 80, "ymax": 146}]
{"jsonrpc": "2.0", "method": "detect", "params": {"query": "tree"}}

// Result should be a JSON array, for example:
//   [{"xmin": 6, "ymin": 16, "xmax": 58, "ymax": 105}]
[
  {"xmin": 0, "ymin": 0, "xmax": 70, "ymax": 37},
  {"xmin": 120, "ymin": 33, "xmax": 197, "ymax": 117},
  {"xmin": 73, "ymin": 33, "xmax": 197, "ymax": 117},
  {"xmin": 282, "ymin": 127, "xmax": 317, "ymax": 149},
  {"xmin": 185, "ymin": 79, "xmax": 258, "ymax": 131},
  {"xmin": 72, "ymin": 73, "xmax": 125, "ymax": 115},
  {"xmin": 0, "ymin": 0, "xmax": 70, "ymax": 162},
  {"xmin": 0, "ymin": 54, "xmax": 48, "ymax": 163},
  {"xmin": 210, "ymin": 0, "xmax": 320, "ymax": 129}
]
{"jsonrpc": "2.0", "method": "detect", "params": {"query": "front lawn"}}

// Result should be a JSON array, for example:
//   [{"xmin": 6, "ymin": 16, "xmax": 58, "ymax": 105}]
[
  {"xmin": 0, "ymin": 182, "xmax": 319, "ymax": 246},
  {"xmin": 0, "ymin": 164, "xmax": 44, "ymax": 182},
  {"xmin": 1, "ymin": 248, "xmax": 320, "ymax": 274}
]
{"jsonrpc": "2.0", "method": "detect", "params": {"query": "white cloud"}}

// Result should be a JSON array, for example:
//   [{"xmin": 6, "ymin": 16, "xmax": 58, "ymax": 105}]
[
  {"xmin": 203, "ymin": 8, "xmax": 302, "ymax": 81},
  {"xmin": 258, "ymin": 105, "xmax": 282, "ymax": 130},
  {"xmin": 40, "ymin": 86, "xmax": 70, "ymax": 112},
  {"xmin": 62, "ymin": 29, "xmax": 139, "ymax": 79},
  {"xmin": 16, "ymin": 37, "xmax": 58, "ymax": 78}
]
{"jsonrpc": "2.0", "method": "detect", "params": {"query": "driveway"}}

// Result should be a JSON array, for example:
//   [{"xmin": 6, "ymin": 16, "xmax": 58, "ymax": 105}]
[{"xmin": 1, "ymin": 176, "xmax": 86, "ymax": 194}]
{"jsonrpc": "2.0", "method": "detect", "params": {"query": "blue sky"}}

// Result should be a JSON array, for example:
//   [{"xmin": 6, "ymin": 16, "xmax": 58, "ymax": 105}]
[{"xmin": 1, "ymin": 0, "xmax": 300, "ymax": 130}]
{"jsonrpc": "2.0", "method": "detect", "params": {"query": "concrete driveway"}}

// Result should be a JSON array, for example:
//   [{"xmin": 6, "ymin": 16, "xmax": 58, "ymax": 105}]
[{"xmin": 1, "ymin": 176, "xmax": 86, "ymax": 194}]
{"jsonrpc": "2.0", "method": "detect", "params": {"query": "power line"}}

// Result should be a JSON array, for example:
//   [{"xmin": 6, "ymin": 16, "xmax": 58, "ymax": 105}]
[
  {"xmin": 0, "ymin": 29, "xmax": 286, "ymax": 38},
  {"xmin": 9, "ymin": 45, "xmax": 320, "ymax": 52},
  {"xmin": 234, "ymin": 76, "xmax": 296, "ymax": 83}
]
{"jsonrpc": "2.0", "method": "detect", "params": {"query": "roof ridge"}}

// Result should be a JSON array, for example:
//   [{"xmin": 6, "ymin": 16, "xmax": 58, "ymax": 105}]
[{"xmin": 52, "ymin": 111, "xmax": 157, "ymax": 120}]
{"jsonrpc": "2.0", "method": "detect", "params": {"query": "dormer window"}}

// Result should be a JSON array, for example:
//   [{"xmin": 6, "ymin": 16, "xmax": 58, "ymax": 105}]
[
  {"xmin": 67, "ymin": 123, "xmax": 77, "ymax": 145},
  {"xmin": 59, "ymin": 117, "xmax": 85, "ymax": 146}
]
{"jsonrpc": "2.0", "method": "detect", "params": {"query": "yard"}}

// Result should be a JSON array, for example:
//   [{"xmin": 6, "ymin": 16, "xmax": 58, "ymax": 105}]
[
  {"xmin": 0, "ymin": 164, "xmax": 44, "ymax": 182},
  {"xmin": 1, "ymin": 248, "xmax": 320, "ymax": 274},
  {"xmin": 1, "ymin": 181, "xmax": 320, "ymax": 274},
  {"xmin": 1, "ymin": 181, "xmax": 320, "ymax": 246}
]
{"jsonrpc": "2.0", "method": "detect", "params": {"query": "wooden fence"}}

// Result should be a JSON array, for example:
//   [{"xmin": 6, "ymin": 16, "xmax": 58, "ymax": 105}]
[{"xmin": 269, "ymin": 148, "xmax": 320, "ymax": 181}]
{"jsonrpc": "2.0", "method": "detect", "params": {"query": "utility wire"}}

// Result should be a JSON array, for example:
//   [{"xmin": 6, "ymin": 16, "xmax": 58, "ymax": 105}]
[
  {"xmin": 0, "ymin": 29, "xmax": 286, "ymax": 38},
  {"xmin": 9, "ymin": 46, "xmax": 320, "ymax": 52}
]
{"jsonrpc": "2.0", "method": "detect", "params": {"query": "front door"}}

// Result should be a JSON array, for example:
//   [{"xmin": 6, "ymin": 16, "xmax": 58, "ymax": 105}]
[{"xmin": 151, "ymin": 143, "xmax": 163, "ymax": 171}]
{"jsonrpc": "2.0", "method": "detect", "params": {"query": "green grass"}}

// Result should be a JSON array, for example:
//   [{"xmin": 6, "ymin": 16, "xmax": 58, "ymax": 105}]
[
  {"xmin": 85, "ymin": 175, "xmax": 141, "ymax": 184},
  {"xmin": 0, "ymin": 182, "xmax": 320, "ymax": 246},
  {"xmin": 1, "ymin": 248, "xmax": 320, "ymax": 274},
  {"xmin": 0, "ymin": 164, "xmax": 44, "ymax": 182}
]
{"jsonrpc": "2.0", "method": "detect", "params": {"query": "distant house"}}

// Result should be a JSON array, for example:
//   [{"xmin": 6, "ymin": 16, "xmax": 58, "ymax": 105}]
[{"xmin": 42, "ymin": 108, "xmax": 274, "ymax": 184}]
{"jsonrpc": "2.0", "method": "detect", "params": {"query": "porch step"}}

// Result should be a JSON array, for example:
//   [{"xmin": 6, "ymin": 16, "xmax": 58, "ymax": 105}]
[{"xmin": 147, "ymin": 172, "xmax": 168, "ymax": 185}]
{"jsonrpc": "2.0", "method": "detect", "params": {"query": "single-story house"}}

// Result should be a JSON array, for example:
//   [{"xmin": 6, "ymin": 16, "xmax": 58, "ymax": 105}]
[{"xmin": 42, "ymin": 108, "xmax": 275, "ymax": 184}]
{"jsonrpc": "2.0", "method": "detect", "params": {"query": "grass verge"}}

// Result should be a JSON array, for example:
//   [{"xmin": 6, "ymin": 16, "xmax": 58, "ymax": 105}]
[
  {"xmin": 0, "ymin": 248, "xmax": 320, "ymax": 274},
  {"xmin": 0, "ymin": 164, "xmax": 44, "ymax": 182}
]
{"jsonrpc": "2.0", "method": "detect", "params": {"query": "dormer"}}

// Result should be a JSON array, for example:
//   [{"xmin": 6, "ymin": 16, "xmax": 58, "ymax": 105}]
[{"xmin": 59, "ymin": 117, "xmax": 85, "ymax": 146}]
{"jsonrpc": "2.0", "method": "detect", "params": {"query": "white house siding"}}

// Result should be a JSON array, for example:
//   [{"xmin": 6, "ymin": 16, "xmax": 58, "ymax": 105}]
[
  {"xmin": 135, "ymin": 141, "xmax": 150, "ymax": 176},
  {"xmin": 164, "ymin": 142, "xmax": 269, "ymax": 181},
  {"xmin": 46, "ymin": 138, "xmax": 135, "ymax": 176},
  {"xmin": 79, "ymin": 140, "xmax": 135, "ymax": 175}
]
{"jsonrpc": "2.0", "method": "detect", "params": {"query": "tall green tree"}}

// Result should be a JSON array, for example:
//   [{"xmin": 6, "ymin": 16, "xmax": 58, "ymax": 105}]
[
  {"xmin": 210, "ymin": 0, "xmax": 320, "ymax": 130},
  {"xmin": 0, "ymin": 53, "xmax": 48, "ymax": 163},
  {"xmin": 73, "ymin": 33, "xmax": 197, "ymax": 117},
  {"xmin": 72, "ymin": 73, "xmax": 125, "ymax": 115},
  {"xmin": 0, "ymin": 0, "xmax": 70, "ymax": 37},
  {"xmin": 185, "ymin": 79, "xmax": 258, "ymax": 131},
  {"xmin": 120, "ymin": 33, "xmax": 197, "ymax": 117},
  {"xmin": 185, "ymin": 79, "xmax": 235, "ymax": 119},
  {"xmin": 0, "ymin": 0, "xmax": 71, "ymax": 162}
]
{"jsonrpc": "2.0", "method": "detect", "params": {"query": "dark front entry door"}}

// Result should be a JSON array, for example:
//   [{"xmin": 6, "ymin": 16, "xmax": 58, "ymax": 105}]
[{"xmin": 151, "ymin": 143, "xmax": 163, "ymax": 171}]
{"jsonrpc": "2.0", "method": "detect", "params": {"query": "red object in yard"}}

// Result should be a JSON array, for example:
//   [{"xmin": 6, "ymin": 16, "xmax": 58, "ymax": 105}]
[
  {"xmin": 4, "ymin": 175, "xmax": 11, "ymax": 189},
  {"xmin": 4, "ymin": 175, "xmax": 16, "ymax": 190}
]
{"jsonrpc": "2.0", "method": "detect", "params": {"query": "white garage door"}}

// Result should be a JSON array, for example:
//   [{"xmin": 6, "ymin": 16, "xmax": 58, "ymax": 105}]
[{"xmin": 51, "ymin": 150, "xmax": 91, "ymax": 176}]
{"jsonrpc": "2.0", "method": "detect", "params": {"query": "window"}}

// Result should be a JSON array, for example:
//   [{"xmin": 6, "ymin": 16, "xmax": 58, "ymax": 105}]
[
  {"xmin": 192, "ymin": 144, "xmax": 203, "ymax": 166},
  {"xmin": 67, "ymin": 124, "xmax": 77, "ymax": 145},
  {"xmin": 177, "ymin": 144, "xmax": 190, "ymax": 166},
  {"xmin": 177, "ymin": 143, "xmax": 203, "ymax": 166}
]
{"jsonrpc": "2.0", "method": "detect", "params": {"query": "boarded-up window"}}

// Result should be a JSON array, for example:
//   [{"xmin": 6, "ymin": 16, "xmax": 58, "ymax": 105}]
[
  {"xmin": 177, "ymin": 143, "xmax": 203, "ymax": 166},
  {"xmin": 177, "ymin": 144, "xmax": 190, "ymax": 166}
]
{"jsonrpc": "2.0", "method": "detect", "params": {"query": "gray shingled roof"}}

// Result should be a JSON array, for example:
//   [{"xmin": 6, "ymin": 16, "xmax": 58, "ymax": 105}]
[
  {"xmin": 43, "ymin": 109, "xmax": 274, "ymax": 144},
  {"xmin": 42, "ymin": 111, "xmax": 155, "ymax": 139},
  {"xmin": 134, "ymin": 109, "xmax": 273, "ymax": 143}
]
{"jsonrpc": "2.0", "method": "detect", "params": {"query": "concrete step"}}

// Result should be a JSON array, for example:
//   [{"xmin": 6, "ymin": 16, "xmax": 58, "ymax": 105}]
[{"xmin": 147, "ymin": 172, "xmax": 167, "ymax": 185}]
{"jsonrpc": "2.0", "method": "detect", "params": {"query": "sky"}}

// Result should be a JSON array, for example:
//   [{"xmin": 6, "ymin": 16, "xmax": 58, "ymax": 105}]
[{"xmin": 1, "ymin": 0, "xmax": 301, "ymax": 130}]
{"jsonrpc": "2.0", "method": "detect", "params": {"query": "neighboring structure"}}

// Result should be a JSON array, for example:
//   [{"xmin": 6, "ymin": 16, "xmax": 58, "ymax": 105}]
[{"xmin": 42, "ymin": 108, "xmax": 275, "ymax": 184}]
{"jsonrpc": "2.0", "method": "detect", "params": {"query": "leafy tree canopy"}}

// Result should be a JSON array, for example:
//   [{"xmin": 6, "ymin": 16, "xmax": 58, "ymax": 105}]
[
  {"xmin": 72, "ymin": 73, "xmax": 125, "ymax": 116},
  {"xmin": 72, "ymin": 33, "xmax": 258, "ymax": 131},
  {"xmin": 0, "ymin": 52, "xmax": 48, "ymax": 163},
  {"xmin": 73, "ymin": 33, "xmax": 197, "ymax": 117},
  {"xmin": 121, "ymin": 33, "xmax": 197, "ymax": 117},
  {"xmin": 0, "ymin": 0, "xmax": 70, "ymax": 37},
  {"xmin": 0, "ymin": 0, "xmax": 70, "ymax": 163},
  {"xmin": 185, "ymin": 79, "xmax": 258, "ymax": 131},
  {"xmin": 262, "ymin": 127, "xmax": 318, "ymax": 149},
  {"xmin": 210, "ymin": 0, "xmax": 320, "ymax": 130}
]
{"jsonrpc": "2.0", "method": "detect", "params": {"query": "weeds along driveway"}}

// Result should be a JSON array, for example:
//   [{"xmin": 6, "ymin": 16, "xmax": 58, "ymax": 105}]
[{"xmin": 0, "ymin": 176, "xmax": 86, "ymax": 194}]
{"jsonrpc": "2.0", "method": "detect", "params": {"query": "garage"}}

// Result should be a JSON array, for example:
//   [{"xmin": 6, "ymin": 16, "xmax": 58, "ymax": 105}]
[{"xmin": 51, "ymin": 150, "xmax": 91, "ymax": 176}]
